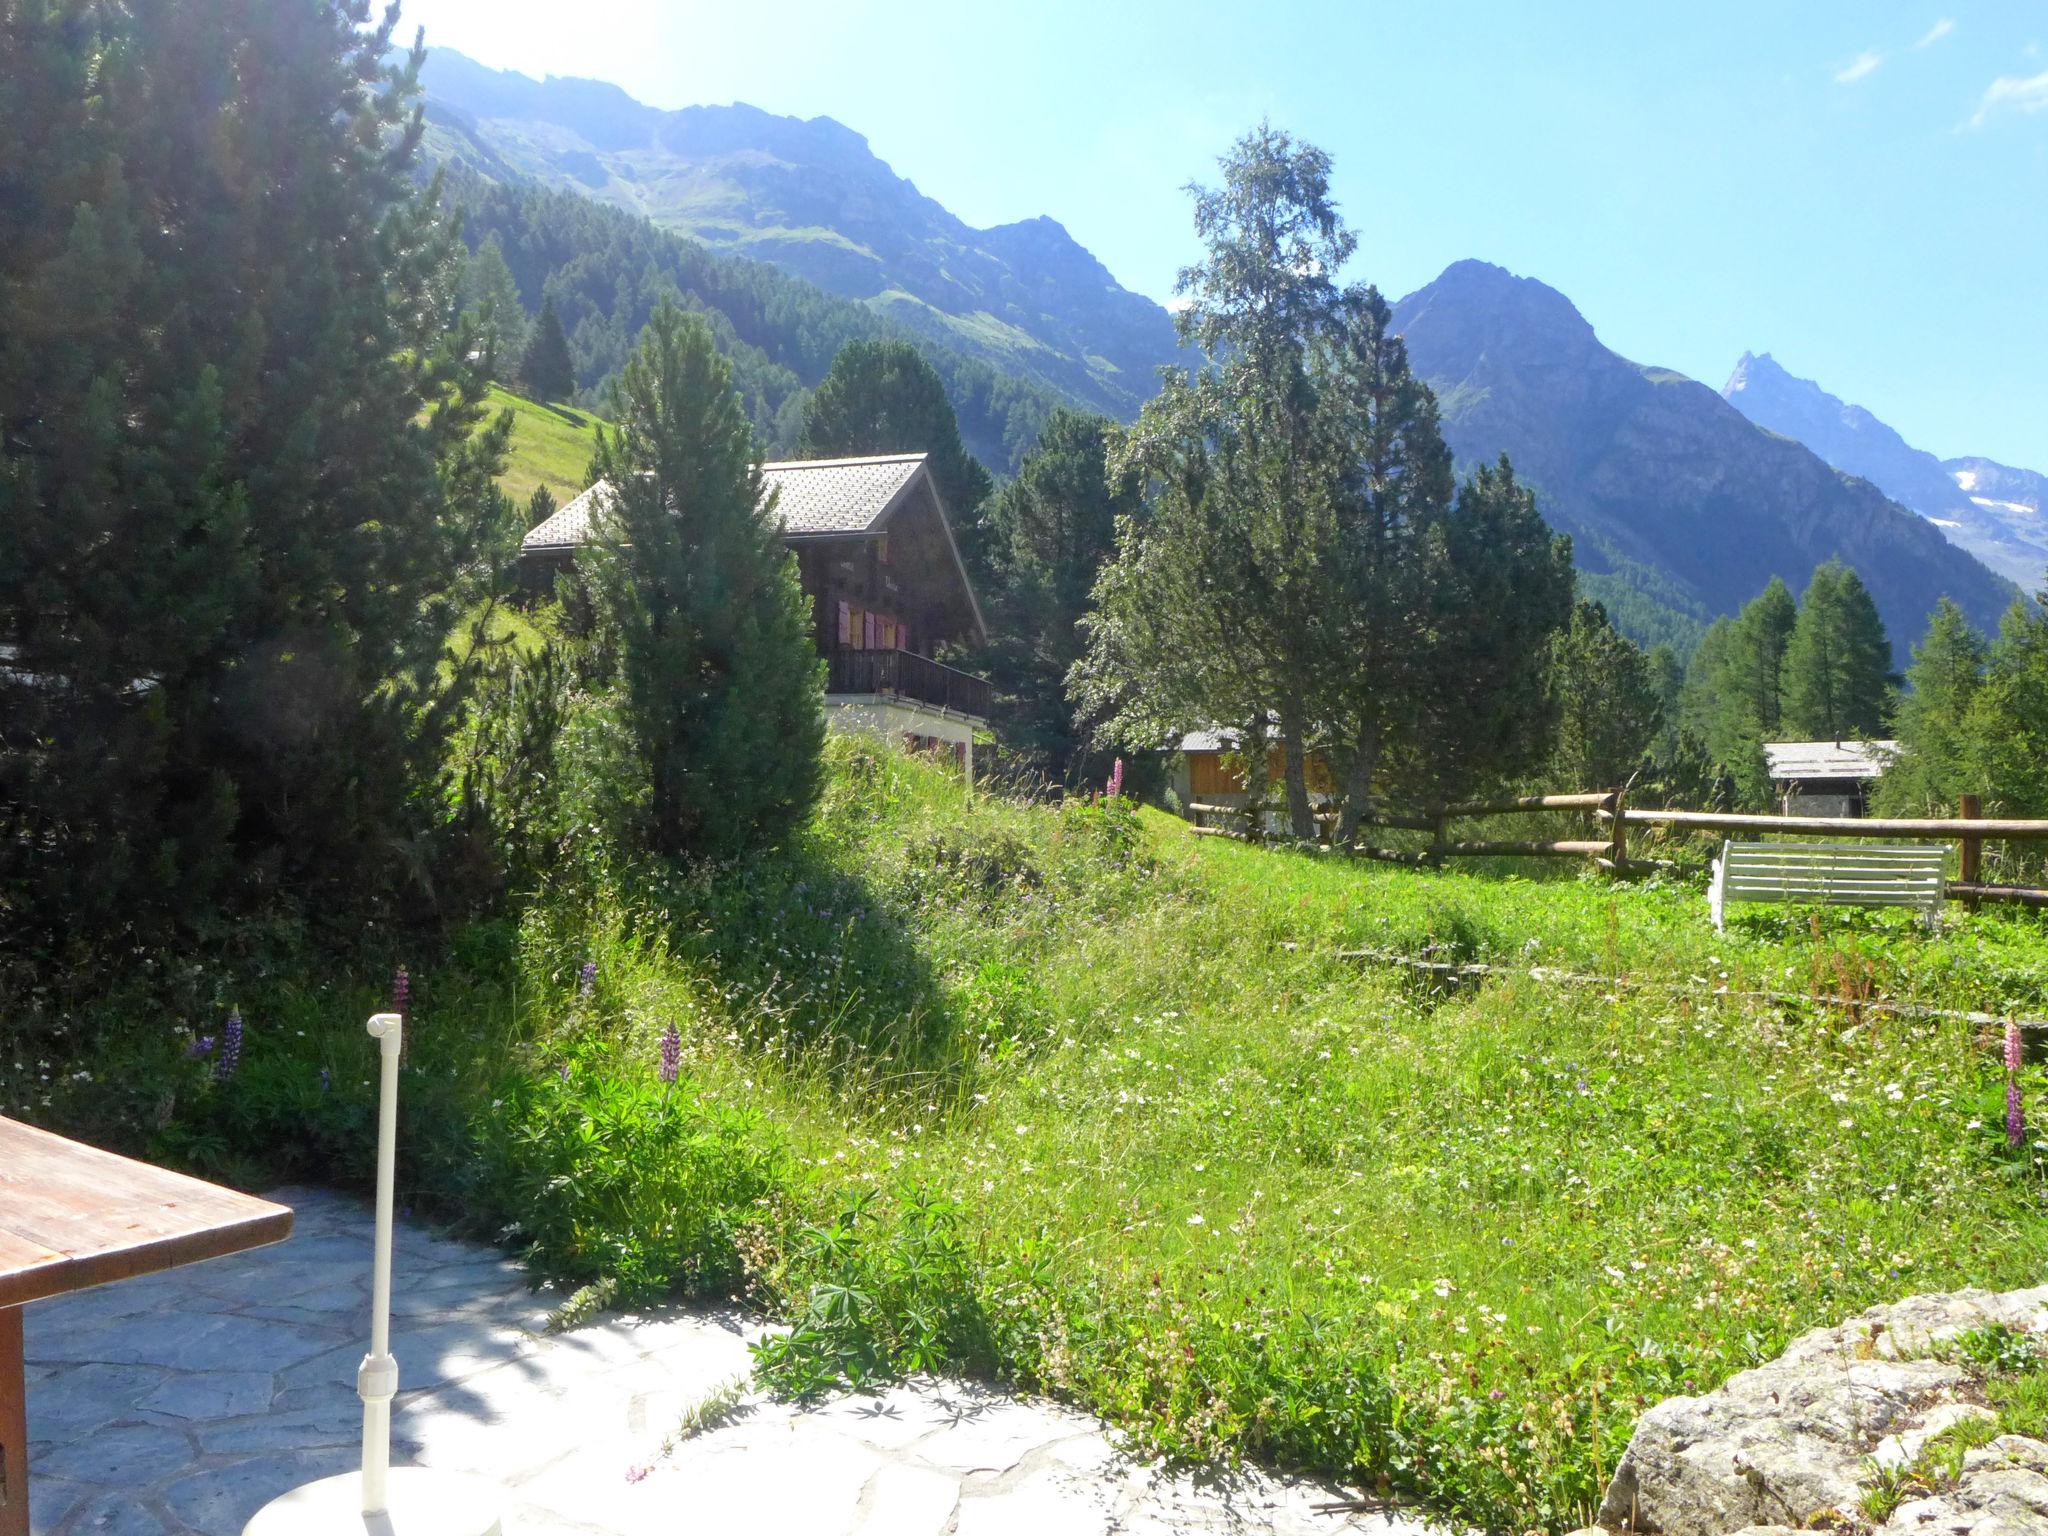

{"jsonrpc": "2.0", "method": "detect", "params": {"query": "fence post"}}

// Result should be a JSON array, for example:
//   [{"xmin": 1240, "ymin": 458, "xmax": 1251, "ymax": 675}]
[
  {"xmin": 1959, "ymin": 793, "xmax": 1981, "ymax": 913},
  {"xmin": 1605, "ymin": 785, "xmax": 1627, "ymax": 877},
  {"xmin": 1430, "ymin": 807, "xmax": 1449, "ymax": 867}
]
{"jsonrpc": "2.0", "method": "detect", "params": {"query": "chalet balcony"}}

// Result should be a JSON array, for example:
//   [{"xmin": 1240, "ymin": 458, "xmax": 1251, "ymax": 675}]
[{"xmin": 825, "ymin": 646, "xmax": 991, "ymax": 719}]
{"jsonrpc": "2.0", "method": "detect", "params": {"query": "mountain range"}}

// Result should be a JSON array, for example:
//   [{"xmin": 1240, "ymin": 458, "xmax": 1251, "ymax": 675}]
[
  {"xmin": 1390, "ymin": 262, "xmax": 2017, "ymax": 657},
  {"xmin": 416, "ymin": 50, "xmax": 2025, "ymax": 660},
  {"xmin": 415, "ymin": 49, "xmax": 1187, "ymax": 422},
  {"xmin": 1722, "ymin": 352, "xmax": 2048, "ymax": 596}
]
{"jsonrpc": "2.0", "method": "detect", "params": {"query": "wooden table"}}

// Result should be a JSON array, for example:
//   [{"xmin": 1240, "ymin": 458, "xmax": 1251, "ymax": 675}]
[{"xmin": 0, "ymin": 1117, "xmax": 293, "ymax": 1536}]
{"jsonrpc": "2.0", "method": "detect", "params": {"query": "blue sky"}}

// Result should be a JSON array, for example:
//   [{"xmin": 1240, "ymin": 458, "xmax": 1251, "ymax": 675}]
[{"xmin": 399, "ymin": 0, "xmax": 2048, "ymax": 469}]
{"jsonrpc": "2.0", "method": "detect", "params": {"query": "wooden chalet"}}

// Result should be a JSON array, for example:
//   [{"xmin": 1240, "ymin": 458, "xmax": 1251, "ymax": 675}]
[
  {"xmin": 1761, "ymin": 739, "xmax": 1899, "ymax": 818},
  {"xmin": 521, "ymin": 453, "xmax": 992, "ymax": 765}
]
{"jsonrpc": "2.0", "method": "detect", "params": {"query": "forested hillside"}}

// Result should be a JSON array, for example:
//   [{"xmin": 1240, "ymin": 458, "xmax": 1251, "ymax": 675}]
[
  {"xmin": 449, "ymin": 173, "xmax": 1066, "ymax": 473},
  {"xmin": 417, "ymin": 48, "xmax": 1185, "ymax": 420}
]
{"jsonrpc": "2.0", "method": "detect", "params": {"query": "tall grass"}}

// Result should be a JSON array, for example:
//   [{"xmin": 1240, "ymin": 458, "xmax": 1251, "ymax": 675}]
[{"xmin": 12, "ymin": 736, "xmax": 2047, "ymax": 1531}]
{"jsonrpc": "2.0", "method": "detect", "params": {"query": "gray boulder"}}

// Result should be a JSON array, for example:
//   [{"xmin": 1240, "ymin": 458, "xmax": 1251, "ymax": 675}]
[{"xmin": 1596, "ymin": 1284, "xmax": 2048, "ymax": 1535}]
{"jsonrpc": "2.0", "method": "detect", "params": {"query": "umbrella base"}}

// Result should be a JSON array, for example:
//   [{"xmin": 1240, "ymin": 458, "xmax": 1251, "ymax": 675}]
[{"xmin": 242, "ymin": 1467, "xmax": 503, "ymax": 1536}]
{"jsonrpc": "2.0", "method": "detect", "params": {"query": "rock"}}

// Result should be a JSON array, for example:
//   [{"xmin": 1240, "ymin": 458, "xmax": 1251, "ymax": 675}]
[{"xmin": 1597, "ymin": 1283, "xmax": 2048, "ymax": 1536}]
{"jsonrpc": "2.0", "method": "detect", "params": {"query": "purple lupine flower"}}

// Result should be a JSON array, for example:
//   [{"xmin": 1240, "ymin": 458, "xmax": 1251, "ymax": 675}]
[
  {"xmin": 215, "ymin": 1011, "xmax": 243, "ymax": 1083},
  {"xmin": 2008, "ymin": 1077, "xmax": 2026, "ymax": 1150},
  {"xmin": 392, "ymin": 966, "xmax": 411, "ymax": 1018},
  {"xmin": 1107, "ymin": 757, "xmax": 1124, "ymax": 799},
  {"xmin": 318, "ymin": 1067, "xmax": 330, "ymax": 1093},
  {"xmin": 2006, "ymin": 1021, "xmax": 2024, "ymax": 1073},
  {"xmin": 658, "ymin": 1024, "xmax": 682, "ymax": 1086},
  {"xmin": 187, "ymin": 1035, "xmax": 216, "ymax": 1060},
  {"xmin": 578, "ymin": 960, "xmax": 597, "ymax": 1000}
]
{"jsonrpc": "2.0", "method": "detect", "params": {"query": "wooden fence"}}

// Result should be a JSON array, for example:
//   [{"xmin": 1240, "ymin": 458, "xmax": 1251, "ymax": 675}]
[{"xmin": 1188, "ymin": 787, "xmax": 2048, "ymax": 908}]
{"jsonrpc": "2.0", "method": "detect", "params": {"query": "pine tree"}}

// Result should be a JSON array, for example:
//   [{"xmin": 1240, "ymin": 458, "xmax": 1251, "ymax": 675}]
[
  {"xmin": 1782, "ymin": 559, "xmax": 1893, "ymax": 741},
  {"xmin": 0, "ymin": 0, "xmax": 512, "ymax": 949},
  {"xmin": 1408, "ymin": 457, "xmax": 1576, "ymax": 803},
  {"xmin": 521, "ymin": 295, "xmax": 576, "ymax": 402},
  {"xmin": 584, "ymin": 301, "xmax": 824, "ymax": 860},
  {"xmin": 1876, "ymin": 597, "xmax": 1986, "ymax": 814},
  {"xmin": 1646, "ymin": 643, "xmax": 1685, "ymax": 763},
  {"xmin": 1546, "ymin": 601, "xmax": 1663, "ymax": 791},
  {"xmin": 798, "ymin": 339, "xmax": 995, "ymax": 575},
  {"xmin": 977, "ymin": 410, "xmax": 1136, "ymax": 783}
]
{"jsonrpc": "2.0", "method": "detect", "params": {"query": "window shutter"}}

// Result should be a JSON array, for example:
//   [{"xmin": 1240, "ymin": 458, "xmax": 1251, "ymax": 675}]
[{"xmin": 837, "ymin": 600, "xmax": 850, "ymax": 646}]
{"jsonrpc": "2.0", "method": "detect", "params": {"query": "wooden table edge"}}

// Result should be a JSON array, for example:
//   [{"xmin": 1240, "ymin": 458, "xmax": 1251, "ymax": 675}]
[{"xmin": 0, "ymin": 1202, "xmax": 294, "ymax": 1311}]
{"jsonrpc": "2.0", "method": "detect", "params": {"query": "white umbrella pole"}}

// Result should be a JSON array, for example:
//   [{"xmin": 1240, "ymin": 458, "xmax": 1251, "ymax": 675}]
[
  {"xmin": 242, "ymin": 1012, "xmax": 502, "ymax": 1536},
  {"xmin": 359, "ymin": 1011, "xmax": 403, "ymax": 1513}
]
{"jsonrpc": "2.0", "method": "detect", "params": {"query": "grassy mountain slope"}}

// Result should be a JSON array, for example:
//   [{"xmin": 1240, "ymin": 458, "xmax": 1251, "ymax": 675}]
[
  {"xmin": 418, "ymin": 48, "xmax": 1186, "ymax": 423},
  {"xmin": 1724, "ymin": 352, "xmax": 2048, "ymax": 594},
  {"xmin": 1392, "ymin": 261, "xmax": 2019, "ymax": 658},
  {"xmin": 486, "ymin": 384, "xmax": 603, "ymax": 507}
]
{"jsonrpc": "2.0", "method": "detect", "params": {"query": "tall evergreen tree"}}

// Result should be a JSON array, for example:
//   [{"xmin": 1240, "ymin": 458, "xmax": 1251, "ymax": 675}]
[
  {"xmin": 460, "ymin": 233, "xmax": 529, "ymax": 380},
  {"xmin": 1317, "ymin": 284, "xmax": 1458, "ymax": 840},
  {"xmin": 798, "ymin": 339, "xmax": 995, "ymax": 577},
  {"xmin": 1876, "ymin": 596, "xmax": 1986, "ymax": 814},
  {"xmin": 977, "ymin": 410, "xmax": 1135, "ymax": 783},
  {"xmin": 1406, "ymin": 457, "xmax": 1575, "ymax": 803},
  {"xmin": 585, "ymin": 301, "xmax": 823, "ymax": 860},
  {"xmin": 0, "ymin": 0, "xmax": 512, "ymax": 949},
  {"xmin": 1729, "ymin": 577, "xmax": 1799, "ymax": 743},
  {"xmin": 1782, "ymin": 559, "xmax": 1892, "ymax": 740},
  {"xmin": 1646, "ymin": 642, "xmax": 1685, "ymax": 763},
  {"xmin": 1545, "ymin": 600, "xmax": 1663, "ymax": 791},
  {"xmin": 1962, "ymin": 595, "xmax": 2048, "ymax": 820},
  {"xmin": 520, "ymin": 294, "xmax": 576, "ymax": 401}
]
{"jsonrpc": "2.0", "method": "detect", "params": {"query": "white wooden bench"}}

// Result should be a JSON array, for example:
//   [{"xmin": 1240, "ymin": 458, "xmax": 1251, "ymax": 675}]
[{"xmin": 1709, "ymin": 840, "xmax": 1947, "ymax": 930}]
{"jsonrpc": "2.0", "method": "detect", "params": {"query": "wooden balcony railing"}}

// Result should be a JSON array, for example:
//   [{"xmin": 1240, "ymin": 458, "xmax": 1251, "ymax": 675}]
[{"xmin": 825, "ymin": 647, "xmax": 991, "ymax": 719}]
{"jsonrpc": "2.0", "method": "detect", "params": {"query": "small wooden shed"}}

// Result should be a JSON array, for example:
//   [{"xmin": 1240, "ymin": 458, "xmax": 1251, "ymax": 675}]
[{"xmin": 1762, "ymin": 739, "xmax": 1899, "ymax": 818}]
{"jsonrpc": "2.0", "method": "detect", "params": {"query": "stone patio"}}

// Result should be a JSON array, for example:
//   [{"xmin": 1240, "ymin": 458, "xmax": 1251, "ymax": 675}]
[{"xmin": 24, "ymin": 1186, "xmax": 1424, "ymax": 1536}]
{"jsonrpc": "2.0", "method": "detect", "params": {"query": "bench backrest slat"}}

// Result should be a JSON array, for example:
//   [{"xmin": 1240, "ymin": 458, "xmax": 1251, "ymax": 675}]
[{"xmin": 1711, "ymin": 839, "xmax": 1946, "ymax": 929}]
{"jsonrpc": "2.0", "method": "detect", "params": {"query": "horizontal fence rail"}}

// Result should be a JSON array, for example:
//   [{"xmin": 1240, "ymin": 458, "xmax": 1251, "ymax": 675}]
[
  {"xmin": 1183, "ymin": 781, "xmax": 2048, "ymax": 908},
  {"xmin": 825, "ymin": 647, "xmax": 992, "ymax": 719}
]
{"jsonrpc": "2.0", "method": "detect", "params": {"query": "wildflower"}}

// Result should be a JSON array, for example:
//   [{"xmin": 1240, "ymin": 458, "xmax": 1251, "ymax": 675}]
[
  {"xmin": 658, "ymin": 1025, "xmax": 681, "ymax": 1086},
  {"xmin": 1107, "ymin": 757, "xmax": 1124, "ymax": 799},
  {"xmin": 2009, "ymin": 1078, "xmax": 2026, "ymax": 1150},
  {"xmin": 579, "ymin": 960, "xmax": 597, "ymax": 1000},
  {"xmin": 2006, "ymin": 1021, "xmax": 2024, "ymax": 1073},
  {"xmin": 215, "ymin": 1011, "xmax": 243, "ymax": 1083},
  {"xmin": 392, "ymin": 966, "xmax": 410, "ymax": 1018},
  {"xmin": 318, "ymin": 1067, "xmax": 330, "ymax": 1093},
  {"xmin": 187, "ymin": 1036, "xmax": 216, "ymax": 1060},
  {"xmin": 625, "ymin": 1465, "xmax": 649, "ymax": 1484}
]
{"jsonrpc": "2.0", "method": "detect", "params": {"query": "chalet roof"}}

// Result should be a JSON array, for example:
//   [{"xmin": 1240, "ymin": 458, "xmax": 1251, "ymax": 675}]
[
  {"xmin": 520, "ymin": 453, "xmax": 931, "ymax": 551},
  {"xmin": 1762, "ymin": 739, "xmax": 1900, "ymax": 782}
]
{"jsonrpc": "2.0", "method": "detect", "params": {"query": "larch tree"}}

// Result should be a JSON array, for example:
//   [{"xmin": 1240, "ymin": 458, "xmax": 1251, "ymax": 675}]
[
  {"xmin": 460, "ymin": 233, "xmax": 529, "ymax": 381},
  {"xmin": 0, "ymin": 0, "xmax": 513, "ymax": 950},
  {"xmin": 585, "ymin": 300, "xmax": 824, "ymax": 861},
  {"xmin": 1782, "ymin": 559, "xmax": 1892, "ymax": 741},
  {"xmin": 1876, "ymin": 596, "xmax": 1986, "ymax": 814},
  {"xmin": 1962, "ymin": 595, "xmax": 2048, "ymax": 820}
]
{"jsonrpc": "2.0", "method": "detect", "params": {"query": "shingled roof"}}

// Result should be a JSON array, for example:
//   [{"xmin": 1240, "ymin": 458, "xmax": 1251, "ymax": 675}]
[{"xmin": 521, "ymin": 453, "xmax": 932, "ymax": 551}]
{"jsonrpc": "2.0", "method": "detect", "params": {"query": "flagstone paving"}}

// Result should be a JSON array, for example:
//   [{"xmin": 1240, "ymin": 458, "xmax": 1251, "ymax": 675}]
[{"xmin": 24, "ymin": 1185, "xmax": 1422, "ymax": 1536}]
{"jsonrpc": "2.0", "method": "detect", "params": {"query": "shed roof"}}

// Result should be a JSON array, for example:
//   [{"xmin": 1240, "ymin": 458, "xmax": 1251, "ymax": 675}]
[
  {"xmin": 1762, "ymin": 739, "xmax": 1900, "ymax": 781},
  {"xmin": 520, "ymin": 453, "xmax": 931, "ymax": 551}
]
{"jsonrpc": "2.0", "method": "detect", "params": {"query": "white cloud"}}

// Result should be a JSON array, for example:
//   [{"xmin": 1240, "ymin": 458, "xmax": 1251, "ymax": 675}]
[
  {"xmin": 1914, "ymin": 18, "xmax": 1955, "ymax": 49},
  {"xmin": 1969, "ymin": 68, "xmax": 2048, "ymax": 127},
  {"xmin": 1834, "ymin": 50, "xmax": 1884, "ymax": 84}
]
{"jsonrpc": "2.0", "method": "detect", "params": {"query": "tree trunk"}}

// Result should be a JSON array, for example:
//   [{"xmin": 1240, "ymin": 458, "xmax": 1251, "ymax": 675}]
[
  {"xmin": 1278, "ymin": 694, "xmax": 1315, "ymax": 841},
  {"xmin": 1336, "ymin": 716, "xmax": 1379, "ymax": 845}
]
